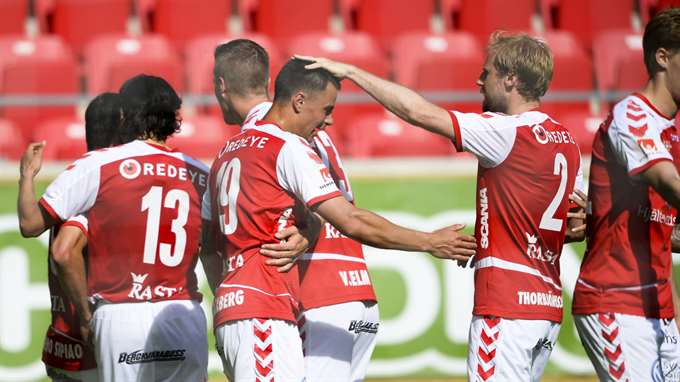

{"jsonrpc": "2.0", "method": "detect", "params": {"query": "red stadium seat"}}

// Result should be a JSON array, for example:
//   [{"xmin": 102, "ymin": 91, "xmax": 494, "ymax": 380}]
[
  {"xmin": 552, "ymin": 110, "xmax": 605, "ymax": 155},
  {"xmin": 457, "ymin": 0, "xmax": 537, "ymax": 40},
  {"xmin": 391, "ymin": 31, "xmax": 484, "ymax": 90},
  {"xmin": 166, "ymin": 114, "xmax": 236, "ymax": 159},
  {"xmin": 84, "ymin": 34, "xmax": 183, "ymax": 94},
  {"xmin": 37, "ymin": 0, "xmax": 131, "ymax": 55},
  {"xmin": 548, "ymin": 0, "xmax": 634, "ymax": 50},
  {"xmin": 32, "ymin": 116, "xmax": 88, "ymax": 161},
  {"xmin": 593, "ymin": 30, "xmax": 646, "ymax": 95},
  {"xmin": 0, "ymin": 118, "xmax": 26, "ymax": 160},
  {"xmin": 146, "ymin": 0, "xmax": 230, "ymax": 48},
  {"xmin": 287, "ymin": 31, "xmax": 389, "ymax": 147},
  {"xmin": 345, "ymin": 112, "xmax": 455, "ymax": 158},
  {"xmin": 0, "ymin": 0, "xmax": 28, "ymax": 35},
  {"xmin": 252, "ymin": 0, "xmax": 335, "ymax": 44},
  {"xmin": 348, "ymin": 0, "xmax": 435, "ymax": 48},
  {"xmin": 0, "ymin": 36, "xmax": 78, "ymax": 139}
]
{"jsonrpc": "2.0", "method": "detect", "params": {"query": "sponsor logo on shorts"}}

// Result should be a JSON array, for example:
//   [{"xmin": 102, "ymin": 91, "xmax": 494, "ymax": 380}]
[
  {"xmin": 652, "ymin": 358, "xmax": 680, "ymax": 382},
  {"xmin": 348, "ymin": 320, "xmax": 379, "ymax": 334},
  {"xmin": 534, "ymin": 337, "xmax": 554, "ymax": 352},
  {"xmin": 118, "ymin": 349, "xmax": 186, "ymax": 365}
]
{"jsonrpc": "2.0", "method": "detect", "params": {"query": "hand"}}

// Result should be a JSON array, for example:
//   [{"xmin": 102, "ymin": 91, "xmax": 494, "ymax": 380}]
[
  {"xmin": 427, "ymin": 224, "xmax": 477, "ymax": 262},
  {"xmin": 261, "ymin": 226, "xmax": 309, "ymax": 273},
  {"xmin": 78, "ymin": 316, "xmax": 93, "ymax": 350},
  {"xmin": 294, "ymin": 55, "xmax": 355, "ymax": 79},
  {"xmin": 20, "ymin": 141, "xmax": 46, "ymax": 179},
  {"xmin": 567, "ymin": 189, "xmax": 588, "ymax": 233}
]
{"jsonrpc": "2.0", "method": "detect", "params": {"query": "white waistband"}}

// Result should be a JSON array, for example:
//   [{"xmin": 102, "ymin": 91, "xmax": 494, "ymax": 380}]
[
  {"xmin": 300, "ymin": 252, "xmax": 366, "ymax": 264},
  {"xmin": 475, "ymin": 256, "xmax": 562, "ymax": 291},
  {"xmin": 218, "ymin": 283, "xmax": 292, "ymax": 298}
]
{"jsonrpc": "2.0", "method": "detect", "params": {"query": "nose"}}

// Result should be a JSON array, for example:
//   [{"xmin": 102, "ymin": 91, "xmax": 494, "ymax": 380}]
[
  {"xmin": 323, "ymin": 114, "xmax": 334, "ymax": 127},
  {"xmin": 476, "ymin": 78, "xmax": 484, "ymax": 88}
]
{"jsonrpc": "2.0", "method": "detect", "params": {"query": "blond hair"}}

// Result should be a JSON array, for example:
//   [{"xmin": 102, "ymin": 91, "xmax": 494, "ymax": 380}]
[{"xmin": 487, "ymin": 32, "xmax": 553, "ymax": 101}]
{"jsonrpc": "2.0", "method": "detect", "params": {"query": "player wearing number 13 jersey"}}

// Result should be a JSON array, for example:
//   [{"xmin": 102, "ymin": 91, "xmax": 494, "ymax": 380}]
[
  {"xmin": 38, "ymin": 76, "xmax": 209, "ymax": 382},
  {"xmin": 301, "ymin": 31, "xmax": 585, "ymax": 381}
]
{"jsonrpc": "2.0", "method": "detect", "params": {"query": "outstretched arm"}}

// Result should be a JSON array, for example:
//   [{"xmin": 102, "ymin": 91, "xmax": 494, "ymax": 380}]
[
  {"xmin": 18, "ymin": 142, "xmax": 55, "ymax": 237},
  {"xmin": 51, "ymin": 225, "xmax": 91, "ymax": 343},
  {"xmin": 297, "ymin": 55, "xmax": 455, "ymax": 141},
  {"xmin": 640, "ymin": 161, "xmax": 680, "ymax": 209},
  {"xmin": 313, "ymin": 196, "xmax": 476, "ymax": 261}
]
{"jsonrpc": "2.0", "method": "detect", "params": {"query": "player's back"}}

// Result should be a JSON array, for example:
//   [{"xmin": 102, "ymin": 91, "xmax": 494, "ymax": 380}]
[
  {"xmin": 450, "ymin": 110, "xmax": 581, "ymax": 321},
  {"xmin": 41, "ymin": 140, "xmax": 208, "ymax": 304}
]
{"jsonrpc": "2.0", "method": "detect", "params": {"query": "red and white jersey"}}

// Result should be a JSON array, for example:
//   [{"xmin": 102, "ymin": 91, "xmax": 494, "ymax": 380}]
[
  {"xmin": 43, "ymin": 215, "xmax": 96, "ymax": 371},
  {"xmin": 209, "ymin": 119, "xmax": 342, "ymax": 327},
  {"xmin": 40, "ymin": 140, "xmax": 208, "ymax": 304},
  {"xmin": 573, "ymin": 93, "xmax": 678, "ymax": 318},
  {"xmin": 298, "ymin": 130, "xmax": 377, "ymax": 309},
  {"xmin": 450, "ymin": 110, "xmax": 583, "ymax": 322}
]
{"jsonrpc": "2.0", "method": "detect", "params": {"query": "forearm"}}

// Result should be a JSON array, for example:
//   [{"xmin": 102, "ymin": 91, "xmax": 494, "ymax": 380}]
[
  {"xmin": 55, "ymin": 253, "xmax": 91, "ymax": 324},
  {"xmin": 338, "ymin": 208, "xmax": 431, "ymax": 252},
  {"xmin": 200, "ymin": 250, "xmax": 223, "ymax": 294},
  {"xmin": 346, "ymin": 67, "xmax": 453, "ymax": 139},
  {"xmin": 18, "ymin": 177, "xmax": 48, "ymax": 237}
]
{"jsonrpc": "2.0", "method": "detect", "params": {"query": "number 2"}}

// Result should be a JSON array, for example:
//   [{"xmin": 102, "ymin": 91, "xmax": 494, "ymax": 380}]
[
  {"xmin": 539, "ymin": 153, "xmax": 568, "ymax": 232},
  {"xmin": 141, "ymin": 186, "xmax": 189, "ymax": 267}
]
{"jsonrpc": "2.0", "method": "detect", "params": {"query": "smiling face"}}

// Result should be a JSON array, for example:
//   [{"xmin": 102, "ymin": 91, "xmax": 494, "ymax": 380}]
[
  {"xmin": 295, "ymin": 82, "xmax": 337, "ymax": 141},
  {"xmin": 477, "ymin": 55, "xmax": 509, "ymax": 113}
]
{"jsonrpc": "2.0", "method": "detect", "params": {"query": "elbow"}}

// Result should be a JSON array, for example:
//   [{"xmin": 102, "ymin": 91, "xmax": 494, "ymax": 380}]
[
  {"xmin": 19, "ymin": 221, "xmax": 42, "ymax": 238},
  {"xmin": 50, "ymin": 241, "xmax": 72, "ymax": 268}
]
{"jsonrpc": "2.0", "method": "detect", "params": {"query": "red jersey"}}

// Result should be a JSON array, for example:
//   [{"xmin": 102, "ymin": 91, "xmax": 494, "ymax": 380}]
[
  {"xmin": 208, "ymin": 120, "xmax": 342, "ymax": 327},
  {"xmin": 573, "ymin": 93, "xmax": 678, "ymax": 318},
  {"xmin": 42, "ymin": 216, "xmax": 96, "ymax": 371},
  {"xmin": 450, "ymin": 110, "xmax": 583, "ymax": 322},
  {"xmin": 39, "ymin": 140, "xmax": 208, "ymax": 304},
  {"xmin": 298, "ymin": 130, "xmax": 377, "ymax": 309}
]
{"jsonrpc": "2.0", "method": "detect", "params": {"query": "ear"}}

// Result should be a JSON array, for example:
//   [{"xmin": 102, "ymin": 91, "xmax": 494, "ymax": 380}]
[
  {"xmin": 503, "ymin": 72, "xmax": 517, "ymax": 92},
  {"xmin": 292, "ymin": 91, "xmax": 305, "ymax": 113},
  {"xmin": 656, "ymin": 47, "xmax": 672, "ymax": 70},
  {"xmin": 214, "ymin": 76, "xmax": 227, "ymax": 98}
]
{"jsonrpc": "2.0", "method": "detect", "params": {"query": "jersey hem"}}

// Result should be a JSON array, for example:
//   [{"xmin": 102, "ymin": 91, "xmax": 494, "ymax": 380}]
[
  {"xmin": 306, "ymin": 191, "xmax": 343, "ymax": 208},
  {"xmin": 213, "ymin": 311, "xmax": 296, "ymax": 329},
  {"xmin": 448, "ymin": 111, "xmax": 463, "ymax": 152},
  {"xmin": 301, "ymin": 293, "xmax": 377, "ymax": 310},
  {"xmin": 39, "ymin": 198, "xmax": 63, "ymax": 223},
  {"xmin": 61, "ymin": 220, "xmax": 87, "ymax": 236}
]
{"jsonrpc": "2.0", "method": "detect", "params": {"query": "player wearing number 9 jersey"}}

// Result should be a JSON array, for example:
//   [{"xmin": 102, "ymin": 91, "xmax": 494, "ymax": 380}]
[
  {"xmin": 37, "ymin": 75, "xmax": 209, "ymax": 382},
  {"xmin": 299, "ymin": 31, "xmax": 586, "ymax": 381}
]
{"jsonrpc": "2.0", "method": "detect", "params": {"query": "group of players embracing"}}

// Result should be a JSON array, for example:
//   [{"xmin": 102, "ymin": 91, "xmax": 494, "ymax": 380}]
[{"xmin": 17, "ymin": 7, "xmax": 680, "ymax": 382}]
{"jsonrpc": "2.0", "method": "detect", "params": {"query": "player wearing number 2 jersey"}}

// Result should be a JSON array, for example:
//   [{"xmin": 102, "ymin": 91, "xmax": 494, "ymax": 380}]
[
  {"xmin": 206, "ymin": 58, "xmax": 476, "ymax": 381},
  {"xmin": 301, "ymin": 31, "xmax": 586, "ymax": 382},
  {"xmin": 21, "ymin": 76, "xmax": 210, "ymax": 382}
]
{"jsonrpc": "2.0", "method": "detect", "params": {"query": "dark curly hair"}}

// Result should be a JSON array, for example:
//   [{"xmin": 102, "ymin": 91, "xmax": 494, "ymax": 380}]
[{"xmin": 118, "ymin": 74, "xmax": 182, "ymax": 143}]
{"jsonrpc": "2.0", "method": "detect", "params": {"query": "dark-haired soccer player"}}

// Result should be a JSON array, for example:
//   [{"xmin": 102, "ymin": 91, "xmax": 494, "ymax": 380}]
[{"xmin": 572, "ymin": 8, "xmax": 680, "ymax": 380}]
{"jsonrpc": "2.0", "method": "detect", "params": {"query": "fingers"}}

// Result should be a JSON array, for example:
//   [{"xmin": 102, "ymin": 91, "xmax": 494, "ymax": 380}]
[
  {"xmin": 294, "ymin": 54, "xmax": 317, "ymax": 62},
  {"xmin": 276, "ymin": 262, "xmax": 295, "ymax": 273},
  {"xmin": 570, "ymin": 224, "xmax": 587, "ymax": 233},
  {"xmin": 453, "ymin": 248, "xmax": 477, "ymax": 257},
  {"xmin": 260, "ymin": 247, "xmax": 295, "ymax": 258},
  {"xmin": 458, "ymin": 234, "xmax": 477, "ymax": 244},
  {"xmin": 450, "ymin": 223, "xmax": 466, "ymax": 231},
  {"xmin": 265, "ymin": 257, "xmax": 295, "ymax": 266},
  {"xmin": 574, "ymin": 189, "xmax": 587, "ymax": 199},
  {"xmin": 274, "ymin": 226, "xmax": 300, "ymax": 240},
  {"xmin": 567, "ymin": 211, "xmax": 586, "ymax": 219}
]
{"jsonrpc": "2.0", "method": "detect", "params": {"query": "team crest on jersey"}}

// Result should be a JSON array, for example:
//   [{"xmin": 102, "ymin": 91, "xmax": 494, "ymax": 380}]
[{"xmin": 119, "ymin": 159, "xmax": 141, "ymax": 180}]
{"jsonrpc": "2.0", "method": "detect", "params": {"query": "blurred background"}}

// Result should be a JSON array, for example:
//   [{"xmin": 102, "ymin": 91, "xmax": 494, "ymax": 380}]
[{"xmin": 0, "ymin": 0, "xmax": 679, "ymax": 381}]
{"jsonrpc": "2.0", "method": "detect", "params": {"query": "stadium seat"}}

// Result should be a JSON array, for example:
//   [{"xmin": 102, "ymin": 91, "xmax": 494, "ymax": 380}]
[
  {"xmin": 84, "ymin": 34, "xmax": 183, "ymax": 94},
  {"xmin": 548, "ymin": 0, "xmax": 634, "ymax": 50},
  {"xmin": 345, "ymin": 112, "xmax": 455, "ymax": 158},
  {"xmin": 185, "ymin": 33, "xmax": 282, "ymax": 96},
  {"xmin": 32, "ymin": 116, "xmax": 88, "ymax": 160},
  {"xmin": 0, "ymin": 0, "xmax": 28, "ymax": 35},
  {"xmin": 37, "ymin": 0, "xmax": 131, "ymax": 55},
  {"xmin": 0, "ymin": 118, "xmax": 26, "ymax": 160},
  {"xmin": 166, "ymin": 114, "xmax": 237, "ymax": 159},
  {"xmin": 456, "ymin": 0, "xmax": 537, "ymax": 40},
  {"xmin": 145, "ymin": 0, "xmax": 230, "ymax": 48},
  {"xmin": 391, "ymin": 31, "xmax": 484, "ymax": 90},
  {"xmin": 348, "ymin": 0, "xmax": 435, "ymax": 48},
  {"xmin": 0, "ymin": 36, "xmax": 78, "ymax": 139},
  {"xmin": 593, "ymin": 30, "xmax": 646, "ymax": 96},
  {"xmin": 552, "ymin": 110, "xmax": 605, "ymax": 155},
  {"xmin": 252, "ymin": 0, "xmax": 336, "ymax": 44}
]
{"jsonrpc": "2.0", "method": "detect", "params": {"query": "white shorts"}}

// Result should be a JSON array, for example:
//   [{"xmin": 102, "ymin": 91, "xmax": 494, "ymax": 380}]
[
  {"xmin": 300, "ymin": 301, "xmax": 379, "ymax": 382},
  {"xmin": 575, "ymin": 313, "xmax": 680, "ymax": 381},
  {"xmin": 46, "ymin": 366, "xmax": 98, "ymax": 382},
  {"xmin": 91, "ymin": 299, "xmax": 208, "ymax": 382},
  {"xmin": 215, "ymin": 318, "xmax": 304, "ymax": 382},
  {"xmin": 467, "ymin": 315, "xmax": 560, "ymax": 382}
]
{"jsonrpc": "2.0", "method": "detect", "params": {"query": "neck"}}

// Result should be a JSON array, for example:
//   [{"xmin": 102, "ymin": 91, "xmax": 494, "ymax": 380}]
[
  {"xmin": 262, "ymin": 104, "xmax": 299, "ymax": 134},
  {"xmin": 233, "ymin": 94, "xmax": 270, "ymax": 124},
  {"xmin": 506, "ymin": 94, "xmax": 540, "ymax": 115},
  {"xmin": 640, "ymin": 75, "xmax": 677, "ymax": 119},
  {"xmin": 144, "ymin": 138, "xmax": 169, "ymax": 148}
]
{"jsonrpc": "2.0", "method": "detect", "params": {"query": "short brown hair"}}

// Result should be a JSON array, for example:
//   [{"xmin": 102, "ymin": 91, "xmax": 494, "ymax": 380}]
[
  {"xmin": 643, "ymin": 7, "xmax": 680, "ymax": 77},
  {"xmin": 214, "ymin": 39, "xmax": 269, "ymax": 96},
  {"xmin": 487, "ymin": 32, "xmax": 553, "ymax": 101}
]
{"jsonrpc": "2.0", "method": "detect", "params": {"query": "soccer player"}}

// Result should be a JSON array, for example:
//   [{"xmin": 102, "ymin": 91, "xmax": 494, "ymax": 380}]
[
  {"xmin": 299, "ymin": 31, "xmax": 586, "ymax": 381},
  {"xmin": 206, "ymin": 58, "xmax": 476, "ymax": 381},
  {"xmin": 19, "ymin": 75, "xmax": 209, "ymax": 382},
  {"xmin": 572, "ymin": 8, "xmax": 680, "ymax": 381},
  {"xmin": 19, "ymin": 92, "xmax": 124, "ymax": 382}
]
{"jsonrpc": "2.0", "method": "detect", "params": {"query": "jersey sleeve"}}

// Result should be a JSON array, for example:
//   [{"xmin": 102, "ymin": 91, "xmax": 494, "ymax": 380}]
[
  {"xmin": 607, "ymin": 102, "xmax": 673, "ymax": 176},
  {"xmin": 448, "ymin": 111, "xmax": 518, "ymax": 168},
  {"xmin": 61, "ymin": 214, "xmax": 88, "ymax": 236},
  {"xmin": 39, "ymin": 158, "xmax": 101, "ymax": 222},
  {"xmin": 276, "ymin": 138, "xmax": 343, "ymax": 207}
]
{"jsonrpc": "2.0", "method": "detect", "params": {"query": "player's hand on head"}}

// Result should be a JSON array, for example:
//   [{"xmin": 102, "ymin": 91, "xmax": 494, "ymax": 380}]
[
  {"xmin": 294, "ymin": 55, "xmax": 353, "ymax": 79},
  {"xmin": 261, "ymin": 226, "xmax": 309, "ymax": 273},
  {"xmin": 428, "ymin": 224, "xmax": 477, "ymax": 262},
  {"xmin": 20, "ymin": 141, "xmax": 46, "ymax": 179}
]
